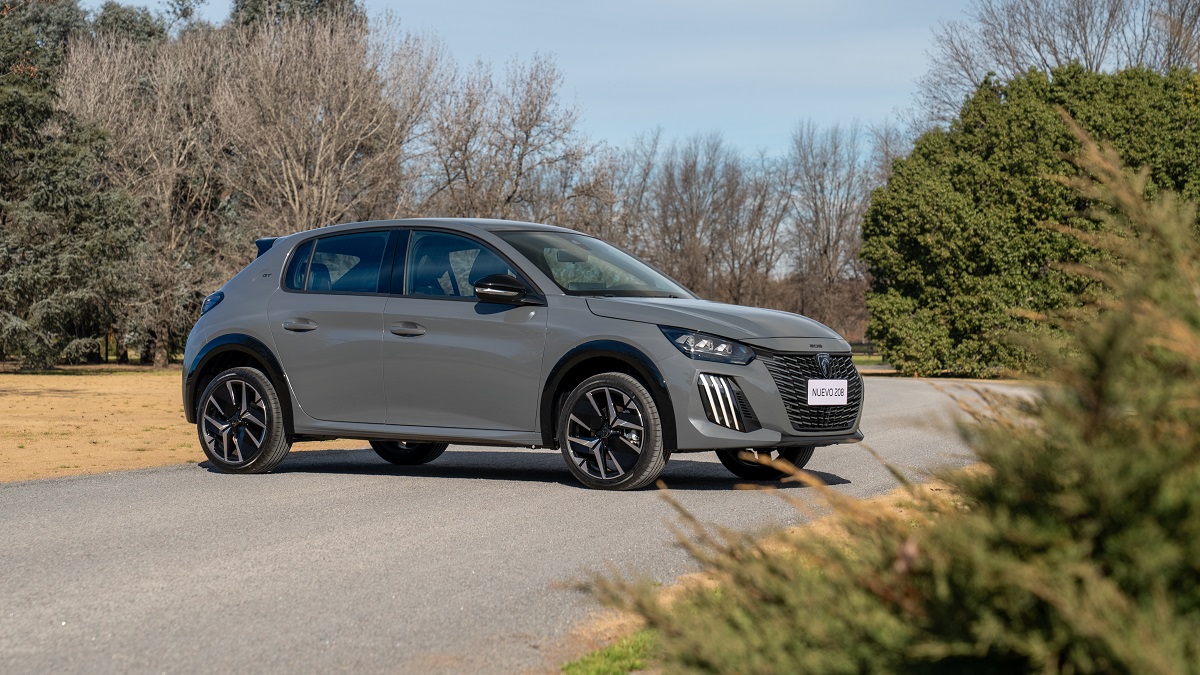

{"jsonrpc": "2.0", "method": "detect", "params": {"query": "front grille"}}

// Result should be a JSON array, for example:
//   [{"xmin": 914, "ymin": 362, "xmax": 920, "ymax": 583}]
[{"xmin": 760, "ymin": 353, "xmax": 863, "ymax": 433}]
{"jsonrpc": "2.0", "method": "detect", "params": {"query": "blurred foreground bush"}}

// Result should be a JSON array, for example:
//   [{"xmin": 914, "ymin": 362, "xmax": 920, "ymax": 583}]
[{"xmin": 594, "ymin": 121, "xmax": 1200, "ymax": 674}]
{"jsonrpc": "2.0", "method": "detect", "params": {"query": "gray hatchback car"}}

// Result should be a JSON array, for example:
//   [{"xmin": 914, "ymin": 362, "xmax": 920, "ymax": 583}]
[{"xmin": 183, "ymin": 218, "xmax": 864, "ymax": 490}]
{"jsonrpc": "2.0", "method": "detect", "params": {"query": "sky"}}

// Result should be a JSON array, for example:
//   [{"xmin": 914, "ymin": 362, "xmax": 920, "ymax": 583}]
[{"xmin": 83, "ymin": 0, "xmax": 967, "ymax": 155}]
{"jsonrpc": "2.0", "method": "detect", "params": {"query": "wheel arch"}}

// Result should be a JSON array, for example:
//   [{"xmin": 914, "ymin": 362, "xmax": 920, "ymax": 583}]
[
  {"xmin": 184, "ymin": 334, "xmax": 294, "ymax": 437},
  {"xmin": 540, "ymin": 341, "xmax": 677, "ymax": 450}
]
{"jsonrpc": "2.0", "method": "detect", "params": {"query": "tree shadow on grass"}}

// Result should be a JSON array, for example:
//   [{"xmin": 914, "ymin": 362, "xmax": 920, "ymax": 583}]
[{"xmin": 199, "ymin": 447, "xmax": 850, "ymax": 491}]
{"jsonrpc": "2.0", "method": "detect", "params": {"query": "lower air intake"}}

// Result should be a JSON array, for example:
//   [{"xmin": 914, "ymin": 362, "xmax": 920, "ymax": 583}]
[{"xmin": 698, "ymin": 374, "xmax": 760, "ymax": 432}]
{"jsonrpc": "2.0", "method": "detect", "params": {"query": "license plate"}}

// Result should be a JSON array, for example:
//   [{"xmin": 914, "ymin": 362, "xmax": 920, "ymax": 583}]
[{"xmin": 807, "ymin": 379, "xmax": 847, "ymax": 405}]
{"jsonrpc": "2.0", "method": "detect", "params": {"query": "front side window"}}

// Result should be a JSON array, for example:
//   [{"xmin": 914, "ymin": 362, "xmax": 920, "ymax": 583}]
[
  {"xmin": 497, "ymin": 231, "xmax": 693, "ymax": 298},
  {"xmin": 406, "ymin": 231, "xmax": 518, "ymax": 299},
  {"xmin": 306, "ymin": 231, "xmax": 390, "ymax": 293}
]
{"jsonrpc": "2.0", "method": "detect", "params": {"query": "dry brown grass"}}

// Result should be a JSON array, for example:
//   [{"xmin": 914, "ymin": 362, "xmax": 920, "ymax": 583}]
[{"xmin": 0, "ymin": 366, "xmax": 351, "ymax": 483}]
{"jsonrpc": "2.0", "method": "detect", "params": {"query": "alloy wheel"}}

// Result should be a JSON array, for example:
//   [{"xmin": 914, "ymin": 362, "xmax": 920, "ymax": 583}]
[
  {"xmin": 201, "ymin": 378, "xmax": 269, "ymax": 465},
  {"xmin": 564, "ymin": 386, "xmax": 645, "ymax": 481}
]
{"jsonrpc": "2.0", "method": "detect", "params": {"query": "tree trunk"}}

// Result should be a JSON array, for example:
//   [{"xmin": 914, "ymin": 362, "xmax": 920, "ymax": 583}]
[{"xmin": 153, "ymin": 322, "xmax": 170, "ymax": 368}]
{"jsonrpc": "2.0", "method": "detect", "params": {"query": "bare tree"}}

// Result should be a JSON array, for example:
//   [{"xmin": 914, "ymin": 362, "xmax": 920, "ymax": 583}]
[
  {"xmin": 365, "ymin": 23, "xmax": 450, "ymax": 218},
  {"xmin": 215, "ymin": 13, "xmax": 445, "ymax": 233},
  {"xmin": 611, "ymin": 133, "xmax": 788, "ymax": 308},
  {"xmin": 918, "ymin": 0, "xmax": 1200, "ymax": 122},
  {"xmin": 787, "ymin": 122, "xmax": 874, "ymax": 337},
  {"xmin": 1131, "ymin": 0, "xmax": 1200, "ymax": 67},
  {"xmin": 709, "ymin": 153, "xmax": 790, "ymax": 307},
  {"xmin": 421, "ymin": 54, "xmax": 589, "ymax": 220},
  {"xmin": 513, "ymin": 145, "xmax": 625, "ymax": 238},
  {"xmin": 867, "ymin": 120, "xmax": 910, "ymax": 186},
  {"xmin": 60, "ymin": 29, "xmax": 240, "ymax": 367},
  {"xmin": 601, "ymin": 129, "xmax": 666, "ymax": 250},
  {"xmin": 645, "ymin": 134, "xmax": 739, "ymax": 298}
]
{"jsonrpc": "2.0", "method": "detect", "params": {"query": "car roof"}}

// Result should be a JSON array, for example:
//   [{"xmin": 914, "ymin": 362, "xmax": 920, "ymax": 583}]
[{"xmin": 286, "ymin": 217, "xmax": 583, "ymax": 238}]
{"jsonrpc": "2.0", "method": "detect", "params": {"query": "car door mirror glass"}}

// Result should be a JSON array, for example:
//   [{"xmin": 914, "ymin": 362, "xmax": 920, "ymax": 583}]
[{"xmin": 474, "ymin": 274, "xmax": 528, "ymax": 304}]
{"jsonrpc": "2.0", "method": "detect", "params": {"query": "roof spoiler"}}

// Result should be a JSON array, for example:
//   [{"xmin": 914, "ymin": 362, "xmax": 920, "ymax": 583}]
[{"xmin": 255, "ymin": 238, "xmax": 277, "ymax": 258}]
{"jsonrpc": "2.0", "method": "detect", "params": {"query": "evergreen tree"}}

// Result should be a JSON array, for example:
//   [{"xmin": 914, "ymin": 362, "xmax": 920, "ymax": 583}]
[
  {"xmin": 92, "ymin": 1, "xmax": 167, "ymax": 43},
  {"xmin": 0, "ymin": 0, "xmax": 140, "ymax": 368},
  {"xmin": 862, "ymin": 65, "xmax": 1200, "ymax": 376}
]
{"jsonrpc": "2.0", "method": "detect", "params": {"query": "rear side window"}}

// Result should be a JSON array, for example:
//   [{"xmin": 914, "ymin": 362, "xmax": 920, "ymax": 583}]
[
  {"xmin": 306, "ymin": 231, "xmax": 390, "ymax": 293},
  {"xmin": 284, "ymin": 240, "xmax": 314, "ymax": 291}
]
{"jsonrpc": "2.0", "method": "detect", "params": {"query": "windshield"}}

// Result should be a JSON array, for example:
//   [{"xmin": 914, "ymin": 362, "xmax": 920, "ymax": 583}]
[{"xmin": 498, "ymin": 231, "xmax": 693, "ymax": 298}]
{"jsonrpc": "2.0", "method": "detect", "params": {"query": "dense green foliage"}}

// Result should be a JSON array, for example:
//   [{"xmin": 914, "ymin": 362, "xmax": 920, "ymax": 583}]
[
  {"xmin": 92, "ymin": 1, "xmax": 166, "ymax": 42},
  {"xmin": 863, "ymin": 65, "xmax": 1200, "ymax": 376},
  {"xmin": 599, "ymin": 130, "xmax": 1200, "ymax": 673},
  {"xmin": 0, "ymin": 0, "xmax": 139, "ymax": 368}
]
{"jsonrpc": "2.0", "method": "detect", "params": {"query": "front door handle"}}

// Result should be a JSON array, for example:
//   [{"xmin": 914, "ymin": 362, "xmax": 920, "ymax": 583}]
[
  {"xmin": 388, "ymin": 321, "xmax": 426, "ymax": 337},
  {"xmin": 282, "ymin": 319, "xmax": 318, "ymax": 332}
]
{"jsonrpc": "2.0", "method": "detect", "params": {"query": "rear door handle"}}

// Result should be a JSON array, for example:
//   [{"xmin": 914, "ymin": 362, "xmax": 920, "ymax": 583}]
[
  {"xmin": 388, "ymin": 321, "xmax": 426, "ymax": 337},
  {"xmin": 282, "ymin": 319, "xmax": 318, "ymax": 332}
]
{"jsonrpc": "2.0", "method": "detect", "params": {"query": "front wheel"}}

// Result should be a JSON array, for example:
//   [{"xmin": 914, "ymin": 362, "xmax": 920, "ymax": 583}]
[
  {"xmin": 369, "ymin": 440, "xmax": 449, "ymax": 465},
  {"xmin": 197, "ymin": 367, "xmax": 291, "ymax": 474},
  {"xmin": 557, "ymin": 372, "xmax": 668, "ymax": 490},
  {"xmin": 715, "ymin": 446, "xmax": 814, "ymax": 480}
]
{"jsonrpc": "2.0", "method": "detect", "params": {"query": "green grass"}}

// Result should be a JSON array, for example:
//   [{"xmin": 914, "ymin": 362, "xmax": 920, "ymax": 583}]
[
  {"xmin": 852, "ymin": 354, "xmax": 884, "ymax": 366},
  {"xmin": 562, "ymin": 630, "xmax": 658, "ymax": 675}
]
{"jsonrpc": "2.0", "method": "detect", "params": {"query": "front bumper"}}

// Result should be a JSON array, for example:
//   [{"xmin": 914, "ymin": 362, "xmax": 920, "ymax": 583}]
[{"xmin": 665, "ymin": 350, "xmax": 864, "ymax": 451}]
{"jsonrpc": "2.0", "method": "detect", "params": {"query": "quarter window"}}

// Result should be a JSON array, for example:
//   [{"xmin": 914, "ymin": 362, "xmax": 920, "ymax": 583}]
[{"xmin": 284, "ymin": 239, "xmax": 314, "ymax": 291}]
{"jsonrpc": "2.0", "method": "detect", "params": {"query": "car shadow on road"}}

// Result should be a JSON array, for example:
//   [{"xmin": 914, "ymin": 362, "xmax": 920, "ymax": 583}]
[{"xmin": 200, "ymin": 448, "xmax": 850, "ymax": 491}]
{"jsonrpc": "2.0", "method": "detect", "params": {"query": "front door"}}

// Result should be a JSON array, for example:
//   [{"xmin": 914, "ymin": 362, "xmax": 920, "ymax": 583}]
[
  {"xmin": 267, "ymin": 229, "xmax": 394, "ymax": 423},
  {"xmin": 383, "ymin": 230, "xmax": 548, "ymax": 431}
]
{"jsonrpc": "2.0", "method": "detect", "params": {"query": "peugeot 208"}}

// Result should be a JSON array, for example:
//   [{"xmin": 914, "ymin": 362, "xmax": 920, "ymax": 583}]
[{"xmin": 183, "ymin": 219, "xmax": 864, "ymax": 490}]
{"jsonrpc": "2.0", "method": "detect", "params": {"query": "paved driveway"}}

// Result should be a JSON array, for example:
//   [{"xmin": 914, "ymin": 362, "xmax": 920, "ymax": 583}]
[{"xmin": 0, "ymin": 377, "xmax": 985, "ymax": 673}]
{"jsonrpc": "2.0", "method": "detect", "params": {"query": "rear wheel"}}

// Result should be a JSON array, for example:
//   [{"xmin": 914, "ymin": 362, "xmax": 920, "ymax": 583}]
[
  {"xmin": 369, "ymin": 440, "xmax": 449, "ymax": 465},
  {"xmin": 197, "ymin": 367, "xmax": 291, "ymax": 474},
  {"xmin": 715, "ymin": 446, "xmax": 814, "ymax": 480},
  {"xmin": 557, "ymin": 372, "xmax": 667, "ymax": 490}
]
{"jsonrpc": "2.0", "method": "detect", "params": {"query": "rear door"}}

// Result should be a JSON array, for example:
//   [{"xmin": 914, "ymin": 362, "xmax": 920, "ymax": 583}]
[
  {"xmin": 382, "ymin": 229, "xmax": 548, "ymax": 431},
  {"xmin": 268, "ymin": 229, "xmax": 397, "ymax": 423}
]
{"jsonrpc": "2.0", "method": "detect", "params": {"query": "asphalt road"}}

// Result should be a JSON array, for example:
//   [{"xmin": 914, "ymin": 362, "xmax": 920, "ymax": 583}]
[{"xmin": 1, "ymin": 377, "xmax": 987, "ymax": 674}]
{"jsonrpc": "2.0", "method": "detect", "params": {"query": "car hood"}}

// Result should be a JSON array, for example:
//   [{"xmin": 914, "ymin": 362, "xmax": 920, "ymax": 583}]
[{"xmin": 585, "ymin": 297, "xmax": 849, "ymax": 349}]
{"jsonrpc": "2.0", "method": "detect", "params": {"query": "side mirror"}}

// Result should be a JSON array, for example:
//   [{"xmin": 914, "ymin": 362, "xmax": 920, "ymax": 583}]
[{"xmin": 474, "ymin": 274, "xmax": 529, "ymax": 304}]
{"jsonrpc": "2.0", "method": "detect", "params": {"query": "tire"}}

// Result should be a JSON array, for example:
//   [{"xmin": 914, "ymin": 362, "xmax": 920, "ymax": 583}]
[
  {"xmin": 715, "ymin": 446, "xmax": 815, "ymax": 480},
  {"xmin": 369, "ymin": 440, "xmax": 449, "ymax": 465},
  {"xmin": 557, "ymin": 372, "xmax": 668, "ymax": 490},
  {"xmin": 196, "ymin": 367, "xmax": 291, "ymax": 474}
]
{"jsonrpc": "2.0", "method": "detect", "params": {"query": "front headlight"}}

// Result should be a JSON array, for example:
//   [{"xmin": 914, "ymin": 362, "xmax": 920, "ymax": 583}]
[{"xmin": 660, "ymin": 326, "xmax": 755, "ymax": 365}]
